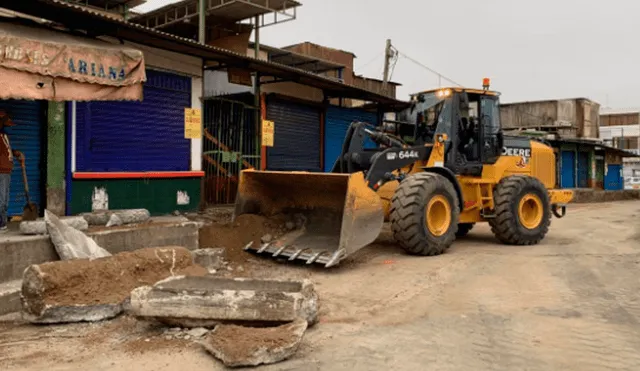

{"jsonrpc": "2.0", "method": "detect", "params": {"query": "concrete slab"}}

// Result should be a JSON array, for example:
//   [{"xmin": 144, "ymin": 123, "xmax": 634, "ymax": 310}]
[
  {"xmin": 128, "ymin": 276, "xmax": 318, "ymax": 327},
  {"xmin": 191, "ymin": 248, "xmax": 225, "ymax": 271},
  {"xmin": 21, "ymin": 247, "xmax": 206, "ymax": 324},
  {"xmin": 0, "ymin": 280, "xmax": 21, "ymax": 315},
  {"xmin": 201, "ymin": 318, "xmax": 308, "ymax": 367},
  {"xmin": 0, "ymin": 217, "xmax": 200, "ymax": 284}
]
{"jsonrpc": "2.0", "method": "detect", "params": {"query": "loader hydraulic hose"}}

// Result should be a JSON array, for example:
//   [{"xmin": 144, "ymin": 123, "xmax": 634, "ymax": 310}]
[{"xmin": 364, "ymin": 129, "xmax": 405, "ymax": 148}]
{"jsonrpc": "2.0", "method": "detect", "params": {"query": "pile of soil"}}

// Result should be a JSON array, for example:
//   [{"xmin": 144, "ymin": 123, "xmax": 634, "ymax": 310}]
[
  {"xmin": 26, "ymin": 247, "xmax": 207, "ymax": 308},
  {"xmin": 199, "ymin": 214, "xmax": 297, "ymax": 265}
]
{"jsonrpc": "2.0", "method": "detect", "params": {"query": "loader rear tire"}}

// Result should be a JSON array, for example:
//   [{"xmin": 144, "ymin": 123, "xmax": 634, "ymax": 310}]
[
  {"xmin": 489, "ymin": 175, "xmax": 551, "ymax": 245},
  {"xmin": 390, "ymin": 172, "xmax": 459, "ymax": 256},
  {"xmin": 456, "ymin": 223, "xmax": 475, "ymax": 238}
]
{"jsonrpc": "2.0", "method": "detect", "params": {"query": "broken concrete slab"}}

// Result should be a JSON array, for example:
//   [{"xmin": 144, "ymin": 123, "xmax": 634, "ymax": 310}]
[
  {"xmin": 127, "ymin": 276, "xmax": 318, "ymax": 327},
  {"xmin": 19, "ymin": 216, "xmax": 89, "ymax": 235},
  {"xmin": 0, "ymin": 280, "xmax": 22, "ymax": 316},
  {"xmin": 21, "ymin": 247, "xmax": 206, "ymax": 324},
  {"xmin": 45, "ymin": 210, "xmax": 111, "ymax": 260},
  {"xmin": 80, "ymin": 209, "xmax": 151, "ymax": 226},
  {"xmin": 191, "ymin": 248, "xmax": 225, "ymax": 272},
  {"xmin": 201, "ymin": 318, "xmax": 308, "ymax": 368}
]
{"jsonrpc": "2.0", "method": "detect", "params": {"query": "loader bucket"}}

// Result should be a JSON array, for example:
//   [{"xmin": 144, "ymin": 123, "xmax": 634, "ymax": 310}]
[{"xmin": 233, "ymin": 169, "xmax": 384, "ymax": 268}]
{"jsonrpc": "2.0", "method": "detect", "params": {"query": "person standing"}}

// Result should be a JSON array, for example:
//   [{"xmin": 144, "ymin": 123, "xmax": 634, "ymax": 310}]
[{"xmin": 0, "ymin": 110, "xmax": 23, "ymax": 231}]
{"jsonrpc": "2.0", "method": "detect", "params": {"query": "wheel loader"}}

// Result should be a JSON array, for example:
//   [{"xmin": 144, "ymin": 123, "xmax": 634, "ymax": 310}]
[{"xmin": 233, "ymin": 84, "xmax": 574, "ymax": 267}]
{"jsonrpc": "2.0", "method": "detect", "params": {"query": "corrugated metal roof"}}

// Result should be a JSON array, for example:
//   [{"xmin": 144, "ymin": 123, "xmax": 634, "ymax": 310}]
[
  {"xmin": 1, "ymin": 0, "xmax": 406, "ymax": 107},
  {"xmin": 547, "ymin": 138, "xmax": 640, "ymax": 158}
]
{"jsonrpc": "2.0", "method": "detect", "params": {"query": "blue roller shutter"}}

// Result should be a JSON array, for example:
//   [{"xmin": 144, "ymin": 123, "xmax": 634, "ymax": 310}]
[
  {"xmin": 75, "ymin": 69, "xmax": 191, "ymax": 172},
  {"xmin": 577, "ymin": 151, "xmax": 589, "ymax": 188},
  {"xmin": 560, "ymin": 151, "xmax": 575, "ymax": 188},
  {"xmin": 605, "ymin": 164, "xmax": 623, "ymax": 190},
  {"xmin": 0, "ymin": 101, "xmax": 43, "ymax": 217},
  {"xmin": 266, "ymin": 99, "xmax": 321, "ymax": 172},
  {"xmin": 324, "ymin": 106, "xmax": 378, "ymax": 172}
]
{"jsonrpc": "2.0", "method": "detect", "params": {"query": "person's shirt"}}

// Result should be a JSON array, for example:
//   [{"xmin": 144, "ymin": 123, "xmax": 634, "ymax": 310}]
[{"xmin": 0, "ymin": 129, "xmax": 13, "ymax": 174}]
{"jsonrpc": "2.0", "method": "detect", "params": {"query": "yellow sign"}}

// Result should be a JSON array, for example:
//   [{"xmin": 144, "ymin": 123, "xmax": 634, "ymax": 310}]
[
  {"xmin": 184, "ymin": 108, "xmax": 202, "ymax": 139},
  {"xmin": 262, "ymin": 119, "xmax": 274, "ymax": 147}
]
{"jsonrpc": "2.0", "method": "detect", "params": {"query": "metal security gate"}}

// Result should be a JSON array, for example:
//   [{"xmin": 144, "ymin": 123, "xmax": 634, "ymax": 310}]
[
  {"xmin": 266, "ymin": 98, "xmax": 321, "ymax": 172},
  {"xmin": 577, "ymin": 151, "xmax": 589, "ymax": 188},
  {"xmin": 605, "ymin": 164, "xmax": 623, "ymax": 190},
  {"xmin": 560, "ymin": 151, "xmax": 576, "ymax": 188},
  {"xmin": 324, "ymin": 106, "xmax": 378, "ymax": 172},
  {"xmin": 202, "ymin": 96, "xmax": 259, "ymax": 205},
  {"xmin": 75, "ymin": 69, "xmax": 191, "ymax": 171},
  {"xmin": 0, "ymin": 100, "xmax": 44, "ymax": 217}
]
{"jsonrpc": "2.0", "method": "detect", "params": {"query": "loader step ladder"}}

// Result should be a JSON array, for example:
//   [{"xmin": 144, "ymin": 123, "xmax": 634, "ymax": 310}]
[{"xmin": 464, "ymin": 180, "xmax": 496, "ymax": 218}]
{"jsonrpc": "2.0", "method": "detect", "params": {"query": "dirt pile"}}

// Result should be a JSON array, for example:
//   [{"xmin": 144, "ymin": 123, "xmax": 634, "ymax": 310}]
[
  {"xmin": 21, "ymin": 246, "xmax": 207, "ymax": 323},
  {"xmin": 199, "ymin": 214, "xmax": 306, "ymax": 266},
  {"xmin": 201, "ymin": 318, "xmax": 308, "ymax": 367}
]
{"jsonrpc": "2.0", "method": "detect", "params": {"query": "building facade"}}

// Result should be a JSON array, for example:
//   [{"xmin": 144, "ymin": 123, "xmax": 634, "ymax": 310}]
[
  {"xmin": 66, "ymin": 41, "xmax": 205, "ymax": 215},
  {"xmin": 599, "ymin": 109, "xmax": 640, "ymax": 179}
]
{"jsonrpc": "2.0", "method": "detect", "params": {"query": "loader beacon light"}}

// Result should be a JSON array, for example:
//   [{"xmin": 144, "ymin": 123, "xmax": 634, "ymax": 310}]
[{"xmin": 483, "ymin": 78, "xmax": 491, "ymax": 90}]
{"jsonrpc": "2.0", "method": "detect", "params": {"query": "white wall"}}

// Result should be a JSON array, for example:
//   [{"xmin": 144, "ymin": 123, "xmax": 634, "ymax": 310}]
[{"xmin": 600, "ymin": 124, "xmax": 640, "ymax": 140}]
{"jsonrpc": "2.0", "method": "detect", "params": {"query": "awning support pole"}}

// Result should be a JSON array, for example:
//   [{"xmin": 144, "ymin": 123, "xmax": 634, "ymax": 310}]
[
  {"xmin": 254, "ymin": 15, "xmax": 261, "ymax": 166},
  {"xmin": 199, "ymin": 0, "xmax": 206, "ymax": 210}
]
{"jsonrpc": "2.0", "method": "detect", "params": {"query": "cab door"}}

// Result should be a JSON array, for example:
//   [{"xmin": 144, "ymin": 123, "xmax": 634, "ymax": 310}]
[{"xmin": 479, "ymin": 96, "xmax": 503, "ymax": 164}]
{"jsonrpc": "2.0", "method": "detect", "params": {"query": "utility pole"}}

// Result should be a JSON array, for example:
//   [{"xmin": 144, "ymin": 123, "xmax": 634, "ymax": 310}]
[
  {"xmin": 382, "ymin": 39, "xmax": 392, "ymax": 93},
  {"xmin": 198, "ymin": 0, "xmax": 206, "ymax": 44}
]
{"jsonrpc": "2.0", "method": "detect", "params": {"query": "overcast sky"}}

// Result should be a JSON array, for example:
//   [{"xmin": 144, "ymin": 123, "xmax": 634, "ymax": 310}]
[{"xmin": 135, "ymin": 0, "xmax": 640, "ymax": 108}]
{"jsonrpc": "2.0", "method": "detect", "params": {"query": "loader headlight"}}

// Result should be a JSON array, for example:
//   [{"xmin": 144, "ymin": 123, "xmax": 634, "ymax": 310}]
[{"xmin": 436, "ymin": 89, "xmax": 452, "ymax": 98}]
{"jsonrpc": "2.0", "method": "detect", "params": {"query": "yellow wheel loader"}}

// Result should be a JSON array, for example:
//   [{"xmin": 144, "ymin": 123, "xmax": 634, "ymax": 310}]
[{"xmin": 233, "ymin": 86, "xmax": 574, "ymax": 267}]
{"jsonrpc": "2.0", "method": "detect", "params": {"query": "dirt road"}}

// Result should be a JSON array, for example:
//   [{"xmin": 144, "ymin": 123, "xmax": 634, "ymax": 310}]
[{"xmin": 2, "ymin": 201, "xmax": 640, "ymax": 371}]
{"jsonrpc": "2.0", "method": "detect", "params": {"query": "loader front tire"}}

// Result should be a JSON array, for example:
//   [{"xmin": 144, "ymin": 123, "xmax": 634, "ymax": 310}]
[
  {"xmin": 489, "ymin": 175, "xmax": 551, "ymax": 245},
  {"xmin": 390, "ymin": 172, "xmax": 459, "ymax": 256}
]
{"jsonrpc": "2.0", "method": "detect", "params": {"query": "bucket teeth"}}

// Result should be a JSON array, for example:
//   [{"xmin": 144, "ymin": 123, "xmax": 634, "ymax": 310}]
[
  {"xmin": 244, "ymin": 242, "xmax": 340, "ymax": 268},
  {"xmin": 288, "ymin": 248, "xmax": 306, "ymax": 261},
  {"xmin": 272, "ymin": 245, "xmax": 289, "ymax": 257},
  {"xmin": 325, "ymin": 249, "xmax": 346, "ymax": 268},
  {"xmin": 257, "ymin": 243, "xmax": 271, "ymax": 253},
  {"xmin": 306, "ymin": 251, "xmax": 325, "ymax": 265}
]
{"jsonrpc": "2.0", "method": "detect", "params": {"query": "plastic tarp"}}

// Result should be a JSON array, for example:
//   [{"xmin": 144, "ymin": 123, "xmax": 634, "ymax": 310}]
[{"xmin": 0, "ymin": 21, "xmax": 146, "ymax": 101}]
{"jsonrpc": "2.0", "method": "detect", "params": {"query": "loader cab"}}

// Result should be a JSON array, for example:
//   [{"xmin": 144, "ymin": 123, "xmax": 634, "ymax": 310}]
[
  {"xmin": 453, "ymin": 89, "xmax": 503, "ymax": 175},
  {"xmin": 404, "ymin": 87, "xmax": 504, "ymax": 176}
]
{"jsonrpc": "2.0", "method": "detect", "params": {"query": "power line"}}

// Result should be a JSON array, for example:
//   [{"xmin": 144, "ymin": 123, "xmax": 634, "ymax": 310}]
[
  {"xmin": 396, "ymin": 50, "xmax": 464, "ymax": 87},
  {"xmin": 357, "ymin": 51, "xmax": 384, "ymax": 73}
]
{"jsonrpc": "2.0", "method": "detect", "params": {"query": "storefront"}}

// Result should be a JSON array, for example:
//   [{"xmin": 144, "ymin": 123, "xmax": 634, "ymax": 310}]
[
  {"xmin": 0, "ymin": 19, "xmax": 146, "ymax": 218},
  {"xmin": 0, "ymin": 100, "xmax": 44, "ymax": 217},
  {"xmin": 265, "ymin": 96, "xmax": 323, "ymax": 172},
  {"xmin": 324, "ymin": 105, "xmax": 378, "ymax": 172},
  {"xmin": 67, "ymin": 43, "xmax": 204, "ymax": 215}
]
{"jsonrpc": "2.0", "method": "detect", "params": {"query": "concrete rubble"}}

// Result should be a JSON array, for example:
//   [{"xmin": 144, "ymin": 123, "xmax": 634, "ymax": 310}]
[
  {"xmin": 201, "ymin": 318, "xmax": 308, "ymax": 368},
  {"xmin": 19, "ymin": 216, "xmax": 88, "ymax": 235},
  {"xmin": 162, "ymin": 326, "xmax": 210, "ymax": 341},
  {"xmin": 45, "ymin": 210, "xmax": 111, "ymax": 260},
  {"xmin": 191, "ymin": 248, "xmax": 225, "ymax": 273},
  {"xmin": 21, "ymin": 246, "xmax": 205, "ymax": 324},
  {"xmin": 127, "ymin": 276, "xmax": 319, "ymax": 328},
  {"xmin": 79, "ymin": 209, "xmax": 151, "ymax": 226}
]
